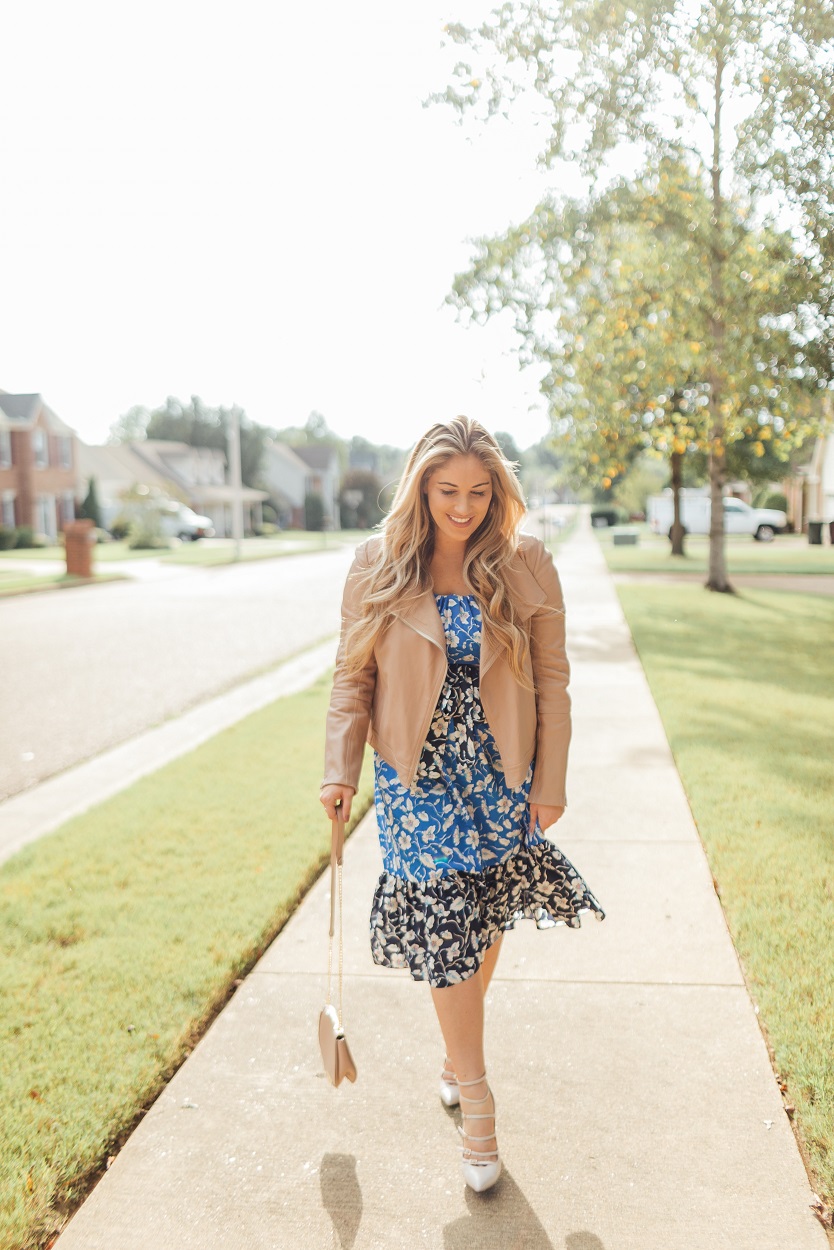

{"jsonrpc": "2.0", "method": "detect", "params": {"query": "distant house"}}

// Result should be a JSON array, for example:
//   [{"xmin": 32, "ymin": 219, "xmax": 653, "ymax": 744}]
[
  {"xmin": 808, "ymin": 435, "xmax": 834, "ymax": 524},
  {"xmin": 128, "ymin": 441, "xmax": 268, "ymax": 537},
  {"xmin": 0, "ymin": 392, "xmax": 79, "ymax": 541},
  {"xmin": 260, "ymin": 441, "xmax": 310, "ymax": 528},
  {"xmin": 74, "ymin": 441, "xmax": 176, "ymax": 530},
  {"xmin": 76, "ymin": 439, "xmax": 269, "ymax": 537},
  {"xmin": 292, "ymin": 444, "xmax": 341, "ymax": 529},
  {"xmin": 782, "ymin": 432, "xmax": 834, "ymax": 534}
]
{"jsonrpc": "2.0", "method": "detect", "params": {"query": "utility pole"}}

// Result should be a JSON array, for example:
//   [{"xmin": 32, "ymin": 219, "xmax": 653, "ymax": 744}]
[{"xmin": 227, "ymin": 407, "xmax": 244, "ymax": 562}]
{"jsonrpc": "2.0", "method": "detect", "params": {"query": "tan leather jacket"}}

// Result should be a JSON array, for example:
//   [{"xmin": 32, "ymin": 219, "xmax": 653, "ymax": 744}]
[{"xmin": 322, "ymin": 532, "xmax": 571, "ymax": 806}]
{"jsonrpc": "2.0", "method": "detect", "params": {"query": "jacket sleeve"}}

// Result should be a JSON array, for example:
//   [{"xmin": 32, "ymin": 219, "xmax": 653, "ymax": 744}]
[
  {"xmin": 321, "ymin": 545, "xmax": 377, "ymax": 792},
  {"xmin": 525, "ymin": 538, "xmax": 572, "ymax": 807}
]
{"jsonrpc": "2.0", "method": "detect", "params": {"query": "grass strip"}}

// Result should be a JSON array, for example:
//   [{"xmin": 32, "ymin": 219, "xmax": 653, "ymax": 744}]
[
  {"xmin": 162, "ymin": 531, "xmax": 369, "ymax": 566},
  {"xmin": 0, "ymin": 573, "xmax": 126, "ymax": 598},
  {"xmin": 0, "ymin": 531, "xmax": 373, "ymax": 566},
  {"xmin": 616, "ymin": 582, "xmax": 834, "ymax": 1206},
  {"xmin": 598, "ymin": 525, "xmax": 834, "ymax": 575},
  {"xmin": 0, "ymin": 671, "xmax": 372, "ymax": 1250}
]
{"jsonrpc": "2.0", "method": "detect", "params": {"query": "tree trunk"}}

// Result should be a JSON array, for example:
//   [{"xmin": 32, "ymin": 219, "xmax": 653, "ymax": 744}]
[
  {"xmin": 705, "ymin": 415, "xmax": 732, "ymax": 591},
  {"xmin": 669, "ymin": 449, "xmax": 686, "ymax": 556},
  {"xmin": 705, "ymin": 30, "xmax": 733, "ymax": 593}
]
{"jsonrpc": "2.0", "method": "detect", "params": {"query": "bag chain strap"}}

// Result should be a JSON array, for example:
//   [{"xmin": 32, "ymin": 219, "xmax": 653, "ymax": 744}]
[{"xmin": 326, "ymin": 811, "xmax": 345, "ymax": 1028}]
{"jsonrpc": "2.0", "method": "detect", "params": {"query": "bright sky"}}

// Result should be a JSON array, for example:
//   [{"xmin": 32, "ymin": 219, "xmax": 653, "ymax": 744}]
[{"xmin": 0, "ymin": 1, "xmax": 567, "ymax": 452}]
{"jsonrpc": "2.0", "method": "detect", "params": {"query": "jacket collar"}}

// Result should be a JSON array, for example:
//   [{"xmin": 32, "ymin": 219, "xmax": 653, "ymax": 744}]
[{"xmin": 393, "ymin": 550, "xmax": 547, "ymax": 674}]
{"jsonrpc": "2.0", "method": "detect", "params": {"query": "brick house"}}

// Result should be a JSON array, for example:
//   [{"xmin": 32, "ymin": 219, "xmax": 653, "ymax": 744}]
[{"xmin": 0, "ymin": 392, "xmax": 79, "ymax": 541}]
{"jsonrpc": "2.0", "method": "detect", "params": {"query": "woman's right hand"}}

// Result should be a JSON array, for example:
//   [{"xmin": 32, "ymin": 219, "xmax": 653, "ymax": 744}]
[{"xmin": 320, "ymin": 784, "xmax": 355, "ymax": 822}]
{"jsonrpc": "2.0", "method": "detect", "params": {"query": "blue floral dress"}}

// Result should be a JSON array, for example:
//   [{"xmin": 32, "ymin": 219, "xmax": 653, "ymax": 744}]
[{"xmin": 369, "ymin": 593, "xmax": 604, "ymax": 987}]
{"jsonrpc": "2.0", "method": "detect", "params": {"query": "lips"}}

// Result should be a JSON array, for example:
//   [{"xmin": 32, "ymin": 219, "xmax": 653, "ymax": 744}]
[{"xmin": 447, "ymin": 515, "xmax": 473, "ymax": 527}]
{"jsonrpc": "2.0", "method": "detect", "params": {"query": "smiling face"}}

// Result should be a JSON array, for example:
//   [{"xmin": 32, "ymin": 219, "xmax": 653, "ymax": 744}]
[{"xmin": 424, "ymin": 453, "xmax": 494, "ymax": 547}]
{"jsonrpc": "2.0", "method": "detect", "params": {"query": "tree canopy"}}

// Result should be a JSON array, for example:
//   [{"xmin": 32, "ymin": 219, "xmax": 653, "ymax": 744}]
[
  {"xmin": 434, "ymin": 0, "xmax": 834, "ymax": 589},
  {"xmin": 109, "ymin": 396, "xmax": 268, "ymax": 488}
]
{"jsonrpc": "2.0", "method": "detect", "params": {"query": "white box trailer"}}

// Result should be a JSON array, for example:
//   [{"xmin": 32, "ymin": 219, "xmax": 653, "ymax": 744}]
[{"xmin": 647, "ymin": 491, "xmax": 788, "ymax": 542}]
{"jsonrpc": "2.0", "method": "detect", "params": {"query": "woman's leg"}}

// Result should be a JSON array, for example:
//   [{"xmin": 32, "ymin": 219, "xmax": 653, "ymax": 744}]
[
  {"xmin": 480, "ymin": 933, "xmax": 503, "ymax": 993},
  {"xmin": 440, "ymin": 934, "xmax": 504, "ymax": 1080},
  {"xmin": 431, "ymin": 972, "xmax": 497, "ymax": 1157}
]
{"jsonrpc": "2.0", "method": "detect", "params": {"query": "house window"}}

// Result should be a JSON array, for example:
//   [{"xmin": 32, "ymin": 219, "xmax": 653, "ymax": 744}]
[
  {"xmin": 61, "ymin": 491, "xmax": 76, "ymax": 525},
  {"xmin": 32, "ymin": 429, "xmax": 48, "ymax": 468},
  {"xmin": 2, "ymin": 492, "xmax": 14, "ymax": 528},
  {"xmin": 58, "ymin": 436, "xmax": 72, "ymax": 469},
  {"xmin": 36, "ymin": 495, "xmax": 57, "ymax": 541},
  {"xmin": 0, "ymin": 431, "xmax": 11, "ymax": 469}
]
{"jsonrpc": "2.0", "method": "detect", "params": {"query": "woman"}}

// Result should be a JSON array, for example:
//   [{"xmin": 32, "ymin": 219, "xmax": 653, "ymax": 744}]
[{"xmin": 320, "ymin": 416, "xmax": 604, "ymax": 1193}]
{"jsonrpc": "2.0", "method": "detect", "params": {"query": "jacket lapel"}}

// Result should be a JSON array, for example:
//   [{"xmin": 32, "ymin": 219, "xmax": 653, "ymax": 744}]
[
  {"xmin": 480, "ymin": 554, "xmax": 546, "ymax": 679},
  {"xmin": 394, "ymin": 552, "xmax": 547, "ymax": 672},
  {"xmin": 394, "ymin": 589, "xmax": 447, "ymax": 652}
]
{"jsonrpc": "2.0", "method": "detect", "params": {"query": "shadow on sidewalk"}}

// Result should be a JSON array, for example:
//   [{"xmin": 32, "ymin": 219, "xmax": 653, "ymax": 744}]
[
  {"xmin": 442, "ymin": 1165, "xmax": 608, "ymax": 1250},
  {"xmin": 321, "ymin": 1153, "xmax": 362, "ymax": 1249}
]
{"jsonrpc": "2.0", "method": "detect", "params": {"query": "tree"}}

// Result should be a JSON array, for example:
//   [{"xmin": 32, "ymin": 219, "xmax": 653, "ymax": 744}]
[
  {"xmin": 108, "ymin": 406, "xmax": 150, "ymax": 444},
  {"xmin": 271, "ymin": 411, "xmax": 348, "ymax": 471},
  {"xmin": 304, "ymin": 491, "xmax": 325, "ymax": 531},
  {"xmin": 113, "ymin": 395, "xmax": 269, "ymax": 489},
  {"xmin": 494, "ymin": 430, "xmax": 523, "ymax": 464},
  {"xmin": 449, "ymin": 161, "xmax": 819, "ymax": 557},
  {"xmin": 79, "ymin": 476, "xmax": 103, "ymax": 528},
  {"xmin": 741, "ymin": 4, "xmax": 834, "ymax": 386},
  {"xmin": 339, "ymin": 468, "xmax": 385, "ymax": 529},
  {"xmin": 434, "ymin": 0, "xmax": 834, "ymax": 589}
]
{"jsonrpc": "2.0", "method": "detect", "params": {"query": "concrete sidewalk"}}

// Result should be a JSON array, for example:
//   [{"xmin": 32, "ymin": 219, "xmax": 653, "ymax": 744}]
[{"xmin": 54, "ymin": 516, "xmax": 826, "ymax": 1250}]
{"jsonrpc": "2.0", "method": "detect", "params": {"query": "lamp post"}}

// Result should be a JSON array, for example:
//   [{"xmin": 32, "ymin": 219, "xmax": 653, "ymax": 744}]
[{"xmin": 226, "ymin": 407, "xmax": 244, "ymax": 561}]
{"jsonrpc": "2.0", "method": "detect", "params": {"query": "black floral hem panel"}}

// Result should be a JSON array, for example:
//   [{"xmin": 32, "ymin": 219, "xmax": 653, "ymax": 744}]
[{"xmin": 369, "ymin": 838, "xmax": 606, "ymax": 988}]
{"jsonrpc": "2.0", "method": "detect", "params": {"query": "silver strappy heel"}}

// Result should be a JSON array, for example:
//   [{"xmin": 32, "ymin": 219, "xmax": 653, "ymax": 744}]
[{"xmin": 457, "ymin": 1074, "xmax": 501, "ymax": 1192}]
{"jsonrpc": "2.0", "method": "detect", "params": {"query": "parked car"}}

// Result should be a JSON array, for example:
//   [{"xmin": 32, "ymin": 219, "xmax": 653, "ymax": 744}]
[
  {"xmin": 647, "ymin": 492, "xmax": 788, "ymax": 542},
  {"xmin": 158, "ymin": 503, "xmax": 215, "ymax": 541}
]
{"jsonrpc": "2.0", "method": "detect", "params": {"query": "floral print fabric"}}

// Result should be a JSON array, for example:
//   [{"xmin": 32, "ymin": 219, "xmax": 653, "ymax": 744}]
[{"xmin": 370, "ymin": 594, "xmax": 605, "ymax": 987}]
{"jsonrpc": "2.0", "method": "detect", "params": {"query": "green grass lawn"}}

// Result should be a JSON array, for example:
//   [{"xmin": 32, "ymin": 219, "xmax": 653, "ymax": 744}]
[
  {"xmin": 0, "ymin": 542, "xmax": 160, "ymax": 562},
  {"xmin": 598, "ymin": 524, "xmax": 834, "ymax": 575},
  {"xmin": 163, "ymin": 530, "xmax": 371, "ymax": 566},
  {"xmin": 617, "ymin": 583, "xmax": 834, "ymax": 1207},
  {"xmin": 0, "ymin": 672, "xmax": 372, "ymax": 1250},
  {"xmin": 0, "ymin": 531, "xmax": 373, "ymax": 571},
  {"xmin": 0, "ymin": 571, "xmax": 126, "ymax": 597}
]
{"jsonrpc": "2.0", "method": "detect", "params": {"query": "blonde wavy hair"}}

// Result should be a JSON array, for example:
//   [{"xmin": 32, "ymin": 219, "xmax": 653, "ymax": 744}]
[{"xmin": 342, "ymin": 416, "xmax": 532, "ymax": 686}]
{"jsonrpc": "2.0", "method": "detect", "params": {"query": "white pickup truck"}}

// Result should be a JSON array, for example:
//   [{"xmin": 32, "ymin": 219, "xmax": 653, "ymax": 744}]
[{"xmin": 647, "ymin": 492, "xmax": 788, "ymax": 542}]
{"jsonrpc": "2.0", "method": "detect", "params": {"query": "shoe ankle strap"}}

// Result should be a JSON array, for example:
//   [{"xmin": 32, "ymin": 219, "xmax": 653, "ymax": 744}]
[{"xmin": 457, "ymin": 1073, "xmax": 488, "ymax": 1088}]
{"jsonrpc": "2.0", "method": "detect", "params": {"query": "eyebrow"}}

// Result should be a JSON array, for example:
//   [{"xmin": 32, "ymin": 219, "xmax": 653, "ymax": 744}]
[{"xmin": 438, "ymin": 480, "xmax": 491, "ymax": 488}]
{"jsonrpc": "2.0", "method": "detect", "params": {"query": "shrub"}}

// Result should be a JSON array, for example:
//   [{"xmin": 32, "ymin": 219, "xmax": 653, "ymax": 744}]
[
  {"xmin": 304, "ymin": 491, "xmax": 325, "ymax": 531},
  {"xmin": 590, "ymin": 507, "xmax": 624, "ymax": 528},
  {"xmin": 764, "ymin": 491, "xmax": 788, "ymax": 512},
  {"xmin": 79, "ymin": 476, "xmax": 103, "ymax": 528},
  {"xmin": 14, "ymin": 525, "xmax": 40, "ymax": 548},
  {"xmin": 109, "ymin": 517, "xmax": 131, "ymax": 540},
  {"xmin": 0, "ymin": 525, "xmax": 17, "ymax": 550},
  {"xmin": 127, "ymin": 513, "xmax": 168, "ymax": 550}
]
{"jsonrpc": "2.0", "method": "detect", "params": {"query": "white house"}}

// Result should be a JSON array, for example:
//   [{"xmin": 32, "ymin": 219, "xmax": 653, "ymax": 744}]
[
  {"xmin": 77, "ymin": 439, "xmax": 268, "ymax": 536},
  {"xmin": 809, "ymin": 434, "xmax": 834, "ymax": 522},
  {"xmin": 292, "ymin": 444, "xmax": 341, "ymax": 529},
  {"xmin": 261, "ymin": 441, "xmax": 310, "ymax": 528}
]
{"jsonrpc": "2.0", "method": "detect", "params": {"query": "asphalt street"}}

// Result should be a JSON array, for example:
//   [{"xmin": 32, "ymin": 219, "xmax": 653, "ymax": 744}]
[{"xmin": 0, "ymin": 547, "xmax": 356, "ymax": 801}]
